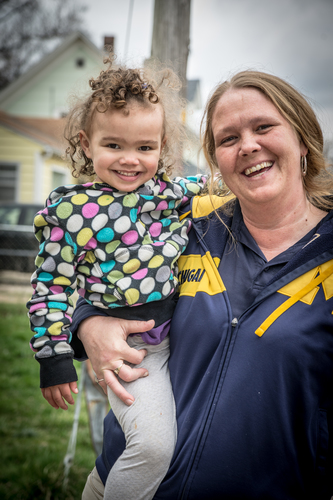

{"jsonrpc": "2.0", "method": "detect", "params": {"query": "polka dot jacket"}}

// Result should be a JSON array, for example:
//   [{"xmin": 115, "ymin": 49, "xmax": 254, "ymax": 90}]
[{"xmin": 27, "ymin": 173, "xmax": 206, "ymax": 378}]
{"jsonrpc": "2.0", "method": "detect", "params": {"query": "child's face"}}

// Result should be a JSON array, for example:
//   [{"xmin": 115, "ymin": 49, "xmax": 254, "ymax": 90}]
[{"xmin": 80, "ymin": 103, "xmax": 165, "ymax": 191}]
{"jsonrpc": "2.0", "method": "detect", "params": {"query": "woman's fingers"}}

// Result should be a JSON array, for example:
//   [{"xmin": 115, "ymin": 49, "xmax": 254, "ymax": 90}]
[
  {"xmin": 115, "ymin": 363, "xmax": 149, "ymax": 383},
  {"xmin": 103, "ymin": 365, "xmax": 149, "ymax": 405},
  {"xmin": 115, "ymin": 341, "xmax": 147, "ymax": 366},
  {"xmin": 78, "ymin": 316, "xmax": 155, "ymax": 404},
  {"xmin": 104, "ymin": 370, "xmax": 133, "ymax": 405},
  {"xmin": 120, "ymin": 319, "xmax": 155, "ymax": 339},
  {"xmin": 95, "ymin": 350, "xmax": 149, "ymax": 405}
]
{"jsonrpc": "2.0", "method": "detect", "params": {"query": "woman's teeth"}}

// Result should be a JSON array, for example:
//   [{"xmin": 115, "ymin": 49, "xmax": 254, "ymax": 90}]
[{"xmin": 244, "ymin": 161, "xmax": 273, "ymax": 176}]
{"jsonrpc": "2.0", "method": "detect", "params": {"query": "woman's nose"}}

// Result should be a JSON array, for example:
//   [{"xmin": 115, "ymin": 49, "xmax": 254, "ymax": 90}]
[{"xmin": 239, "ymin": 134, "xmax": 261, "ymax": 156}]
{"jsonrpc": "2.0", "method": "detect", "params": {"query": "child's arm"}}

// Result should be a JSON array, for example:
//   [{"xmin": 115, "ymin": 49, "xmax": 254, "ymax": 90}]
[
  {"xmin": 42, "ymin": 381, "xmax": 78, "ymax": 410},
  {"xmin": 172, "ymin": 174, "xmax": 208, "ymax": 207},
  {"xmin": 27, "ymin": 193, "xmax": 79, "ymax": 389}
]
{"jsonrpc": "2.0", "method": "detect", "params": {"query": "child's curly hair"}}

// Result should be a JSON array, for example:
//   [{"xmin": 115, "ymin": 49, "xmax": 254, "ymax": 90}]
[{"xmin": 65, "ymin": 55, "xmax": 187, "ymax": 178}]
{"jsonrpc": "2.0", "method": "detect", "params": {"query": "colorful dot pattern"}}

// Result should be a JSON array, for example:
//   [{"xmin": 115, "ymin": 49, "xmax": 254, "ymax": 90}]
[{"xmin": 28, "ymin": 173, "xmax": 206, "ymax": 361}]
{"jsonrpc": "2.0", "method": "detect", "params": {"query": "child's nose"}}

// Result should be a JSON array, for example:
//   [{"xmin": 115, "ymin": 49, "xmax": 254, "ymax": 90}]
[{"xmin": 119, "ymin": 155, "xmax": 140, "ymax": 166}]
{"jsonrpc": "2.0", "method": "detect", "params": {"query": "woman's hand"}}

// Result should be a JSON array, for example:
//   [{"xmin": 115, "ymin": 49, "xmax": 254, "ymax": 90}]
[{"xmin": 77, "ymin": 315, "xmax": 155, "ymax": 405}]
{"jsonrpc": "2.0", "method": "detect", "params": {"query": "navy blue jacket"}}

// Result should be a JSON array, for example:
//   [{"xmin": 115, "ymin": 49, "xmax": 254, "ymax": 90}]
[{"xmin": 72, "ymin": 195, "xmax": 333, "ymax": 499}]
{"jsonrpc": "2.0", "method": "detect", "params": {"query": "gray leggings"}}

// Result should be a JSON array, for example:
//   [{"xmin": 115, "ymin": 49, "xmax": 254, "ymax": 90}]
[{"xmin": 104, "ymin": 335, "xmax": 176, "ymax": 500}]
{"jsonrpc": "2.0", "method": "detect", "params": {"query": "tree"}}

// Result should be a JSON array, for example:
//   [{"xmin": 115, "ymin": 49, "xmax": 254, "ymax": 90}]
[
  {"xmin": 149, "ymin": 0, "xmax": 192, "ymax": 175},
  {"xmin": 150, "ymin": 0, "xmax": 191, "ymax": 100},
  {"xmin": 0, "ymin": 0, "xmax": 86, "ymax": 91}
]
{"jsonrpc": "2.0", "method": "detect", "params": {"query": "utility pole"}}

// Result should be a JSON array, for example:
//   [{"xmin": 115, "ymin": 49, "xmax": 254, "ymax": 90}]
[{"xmin": 150, "ymin": 0, "xmax": 191, "ymax": 100}]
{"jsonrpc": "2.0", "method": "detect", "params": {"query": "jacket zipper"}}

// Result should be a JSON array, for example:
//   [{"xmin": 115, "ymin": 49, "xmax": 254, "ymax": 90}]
[
  {"xmin": 179, "ymin": 219, "xmax": 238, "ymax": 499},
  {"xmin": 179, "ymin": 314, "xmax": 238, "ymax": 499}
]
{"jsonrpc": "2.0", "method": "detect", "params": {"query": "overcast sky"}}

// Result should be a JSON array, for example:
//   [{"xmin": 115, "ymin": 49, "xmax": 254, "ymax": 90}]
[{"xmin": 82, "ymin": 0, "xmax": 333, "ymax": 143}]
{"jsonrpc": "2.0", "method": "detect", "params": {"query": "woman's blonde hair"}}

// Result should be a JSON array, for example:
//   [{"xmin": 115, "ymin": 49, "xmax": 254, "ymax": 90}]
[
  {"xmin": 65, "ymin": 55, "xmax": 187, "ymax": 178},
  {"xmin": 201, "ymin": 70, "xmax": 333, "ymax": 210}
]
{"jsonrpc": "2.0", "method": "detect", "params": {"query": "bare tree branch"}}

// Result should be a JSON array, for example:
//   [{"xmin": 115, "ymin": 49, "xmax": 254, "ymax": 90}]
[{"xmin": 0, "ymin": 0, "xmax": 87, "ymax": 91}]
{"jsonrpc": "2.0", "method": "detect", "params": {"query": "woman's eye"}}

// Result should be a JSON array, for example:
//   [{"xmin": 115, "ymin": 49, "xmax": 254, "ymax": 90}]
[
  {"xmin": 108, "ymin": 143, "xmax": 120, "ymax": 149},
  {"xmin": 221, "ymin": 136, "xmax": 236, "ymax": 145},
  {"xmin": 139, "ymin": 146, "xmax": 151, "ymax": 151},
  {"xmin": 257, "ymin": 124, "xmax": 272, "ymax": 131}
]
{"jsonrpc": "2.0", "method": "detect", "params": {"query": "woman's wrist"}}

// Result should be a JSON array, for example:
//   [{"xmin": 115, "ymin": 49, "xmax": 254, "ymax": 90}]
[{"xmin": 77, "ymin": 315, "xmax": 98, "ymax": 341}]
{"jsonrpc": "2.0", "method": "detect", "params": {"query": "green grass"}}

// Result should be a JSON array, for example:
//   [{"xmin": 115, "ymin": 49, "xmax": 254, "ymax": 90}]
[{"xmin": 0, "ymin": 303, "xmax": 96, "ymax": 499}]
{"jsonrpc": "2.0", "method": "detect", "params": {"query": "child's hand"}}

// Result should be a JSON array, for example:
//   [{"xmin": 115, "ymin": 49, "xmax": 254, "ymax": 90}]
[{"xmin": 41, "ymin": 381, "xmax": 78, "ymax": 410}]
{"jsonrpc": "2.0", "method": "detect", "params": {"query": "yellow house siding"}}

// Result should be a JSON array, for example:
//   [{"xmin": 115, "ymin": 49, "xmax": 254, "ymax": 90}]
[
  {"xmin": 0, "ymin": 125, "xmax": 36, "ymax": 202},
  {"xmin": 0, "ymin": 125, "xmax": 73, "ymax": 203}
]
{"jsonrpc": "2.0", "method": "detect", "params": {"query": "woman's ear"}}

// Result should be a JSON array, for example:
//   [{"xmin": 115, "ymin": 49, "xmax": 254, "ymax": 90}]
[
  {"xmin": 79, "ymin": 130, "xmax": 92, "ymax": 158},
  {"xmin": 300, "ymin": 139, "xmax": 308, "ymax": 157}
]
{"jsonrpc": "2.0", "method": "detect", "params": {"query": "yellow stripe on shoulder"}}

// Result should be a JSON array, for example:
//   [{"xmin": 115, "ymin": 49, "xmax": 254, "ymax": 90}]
[
  {"xmin": 192, "ymin": 195, "xmax": 224, "ymax": 218},
  {"xmin": 191, "ymin": 194, "xmax": 235, "ymax": 219},
  {"xmin": 179, "ymin": 194, "xmax": 235, "ymax": 221}
]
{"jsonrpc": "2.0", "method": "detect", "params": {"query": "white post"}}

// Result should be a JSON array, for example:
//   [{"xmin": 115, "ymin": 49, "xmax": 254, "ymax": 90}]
[{"xmin": 33, "ymin": 151, "xmax": 44, "ymax": 204}]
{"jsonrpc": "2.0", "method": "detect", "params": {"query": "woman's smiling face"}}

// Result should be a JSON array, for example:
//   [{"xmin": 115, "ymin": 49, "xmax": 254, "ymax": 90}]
[{"xmin": 212, "ymin": 87, "xmax": 308, "ymax": 210}]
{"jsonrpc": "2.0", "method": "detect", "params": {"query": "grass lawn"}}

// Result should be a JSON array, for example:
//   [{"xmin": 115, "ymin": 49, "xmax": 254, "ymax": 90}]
[{"xmin": 0, "ymin": 303, "xmax": 97, "ymax": 500}]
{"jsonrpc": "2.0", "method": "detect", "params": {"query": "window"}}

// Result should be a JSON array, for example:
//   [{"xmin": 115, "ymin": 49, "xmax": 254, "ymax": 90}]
[
  {"xmin": 76, "ymin": 57, "xmax": 85, "ymax": 68},
  {"xmin": 0, "ymin": 164, "xmax": 17, "ymax": 202},
  {"xmin": 52, "ymin": 170, "xmax": 67, "ymax": 190},
  {"xmin": 0, "ymin": 206, "xmax": 20, "ymax": 224}
]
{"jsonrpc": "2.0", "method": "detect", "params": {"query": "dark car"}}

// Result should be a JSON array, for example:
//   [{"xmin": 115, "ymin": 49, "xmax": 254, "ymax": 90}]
[{"xmin": 0, "ymin": 203, "xmax": 43, "ymax": 272}]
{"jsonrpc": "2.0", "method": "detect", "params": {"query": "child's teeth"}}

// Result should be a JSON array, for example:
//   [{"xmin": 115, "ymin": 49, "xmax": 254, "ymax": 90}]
[{"xmin": 118, "ymin": 171, "xmax": 138, "ymax": 177}]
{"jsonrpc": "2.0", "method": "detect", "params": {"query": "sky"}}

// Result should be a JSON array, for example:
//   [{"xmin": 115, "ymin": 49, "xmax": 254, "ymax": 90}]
[{"xmin": 81, "ymin": 0, "xmax": 333, "ymax": 144}]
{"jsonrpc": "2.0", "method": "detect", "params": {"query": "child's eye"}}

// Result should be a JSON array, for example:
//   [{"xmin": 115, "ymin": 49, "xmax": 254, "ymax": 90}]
[
  {"xmin": 139, "ymin": 145, "xmax": 152, "ymax": 151},
  {"xmin": 108, "ymin": 143, "xmax": 120, "ymax": 149}
]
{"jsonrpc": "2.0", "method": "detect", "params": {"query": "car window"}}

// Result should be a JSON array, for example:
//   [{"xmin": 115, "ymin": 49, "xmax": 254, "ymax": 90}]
[
  {"xmin": 21, "ymin": 207, "xmax": 41, "ymax": 226},
  {"xmin": 0, "ymin": 207, "xmax": 21, "ymax": 225}
]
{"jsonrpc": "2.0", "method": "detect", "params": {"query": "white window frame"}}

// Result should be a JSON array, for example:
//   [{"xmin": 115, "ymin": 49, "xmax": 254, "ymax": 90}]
[{"xmin": 51, "ymin": 164, "xmax": 71, "ymax": 191}]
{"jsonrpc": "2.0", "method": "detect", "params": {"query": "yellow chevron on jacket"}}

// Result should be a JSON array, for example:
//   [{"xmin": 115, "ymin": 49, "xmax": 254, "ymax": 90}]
[
  {"xmin": 278, "ymin": 259, "xmax": 333, "ymax": 303},
  {"xmin": 178, "ymin": 252, "xmax": 226, "ymax": 297},
  {"xmin": 255, "ymin": 259, "xmax": 333, "ymax": 337}
]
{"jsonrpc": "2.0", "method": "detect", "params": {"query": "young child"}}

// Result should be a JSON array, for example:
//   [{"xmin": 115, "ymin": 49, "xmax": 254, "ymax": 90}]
[{"xmin": 27, "ymin": 57, "xmax": 206, "ymax": 500}]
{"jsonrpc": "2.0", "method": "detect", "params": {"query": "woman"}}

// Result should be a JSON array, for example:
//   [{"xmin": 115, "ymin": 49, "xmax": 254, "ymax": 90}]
[{"xmin": 71, "ymin": 71, "xmax": 333, "ymax": 499}]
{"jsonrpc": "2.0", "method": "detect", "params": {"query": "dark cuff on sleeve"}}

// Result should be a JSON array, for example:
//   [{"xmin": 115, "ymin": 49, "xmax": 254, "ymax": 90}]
[
  {"xmin": 38, "ymin": 355, "xmax": 78, "ymax": 388},
  {"xmin": 103, "ymin": 292, "xmax": 178, "ymax": 326}
]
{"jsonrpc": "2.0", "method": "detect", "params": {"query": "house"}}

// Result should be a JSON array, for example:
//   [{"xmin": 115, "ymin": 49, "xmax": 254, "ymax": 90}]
[
  {"xmin": 0, "ymin": 31, "xmax": 104, "ymax": 119},
  {"xmin": 0, "ymin": 111, "xmax": 69, "ymax": 203},
  {"xmin": 0, "ymin": 31, "xmax": 104, "ymax": 203}
]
